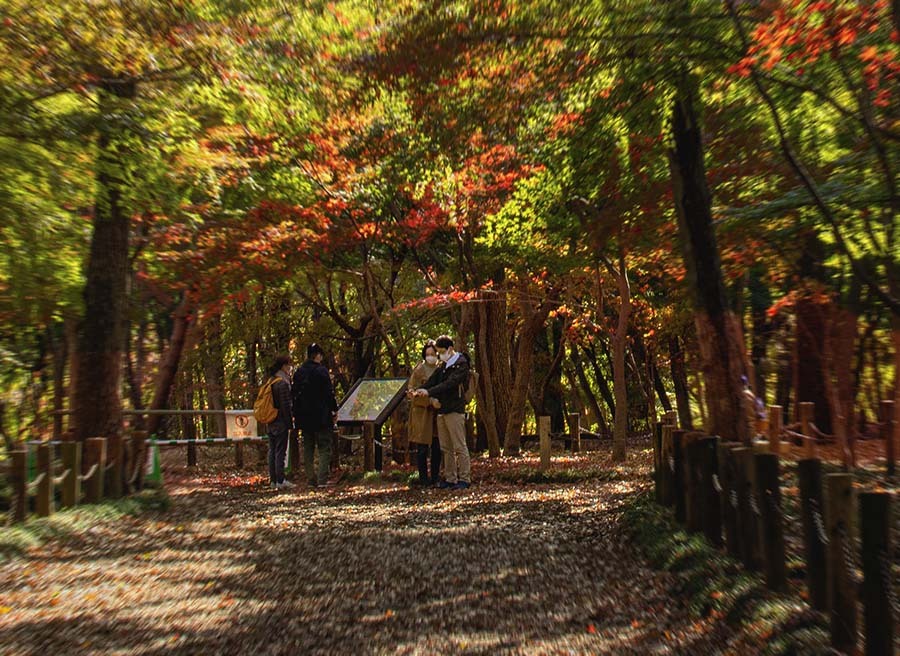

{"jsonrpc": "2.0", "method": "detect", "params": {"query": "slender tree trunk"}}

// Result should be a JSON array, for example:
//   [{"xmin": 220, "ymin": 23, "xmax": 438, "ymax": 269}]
[
  {"xmin": 571, "ymin": 347, "xmax": 606, "ymax": 433},
  {"xmin": 202, "ymin": 313, "xmax": 228, "ymax": 437},
  {"xmin": 72, "ymin": 79, "xmax": 136, "ymax": 442},
  {"xmin": 609, "ymin": 253, "xmax": 631, "ymax": 462},
  {"xmin": 503, "ymin": 284, "xmax": 555, "ymax": 455},
  {"xmin": 585, "ymin": 345, "xmax": 616, "ymax": 418},
  {"xmin": 794, "ymin": 291, "xmax": 833, "ymax": 433},
  {"xmin": 749, "ymin": 267, "xmax": 772, "ymax": 401},
  {"xmin": 51, "ymin": 323, "xmax": 67, "ymax": 439},
  {"xmin": 669, "ymin": 335, "xmax": 694, "ymax": 430},
  {"xmin": 145, "ymin": 294, "xmax": 194, "ymax": 438},
  {"xmin": 669, "ymin": 72, "xmax": 750, "ymax": 443}
]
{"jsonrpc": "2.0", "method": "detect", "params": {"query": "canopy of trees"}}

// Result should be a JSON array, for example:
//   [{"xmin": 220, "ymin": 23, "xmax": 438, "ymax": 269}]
[{"xmin": 1, "ymin": 0, "xmax": 897, "ymax": 462}]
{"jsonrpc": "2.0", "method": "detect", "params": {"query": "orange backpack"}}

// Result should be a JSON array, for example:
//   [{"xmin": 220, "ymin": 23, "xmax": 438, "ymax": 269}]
[{"xmin": 253, "ymin": 377, "xmax": 279, "ymax": 424}]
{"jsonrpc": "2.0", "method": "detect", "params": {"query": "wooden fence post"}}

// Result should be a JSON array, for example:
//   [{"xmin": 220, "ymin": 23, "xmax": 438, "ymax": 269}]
[
  {"xmin": 700, "ymin": 436, "xmax": 722, "ymax": 547},
  {"xmin": 235, "ymin": 439, "xmax": 244, "ymax": 468},
  {"xmin": 187, "ymin": 431, "xmax": 197, "ymax": 467},
  {"xmin": 859, "ymin": 491, "xmax": 893, "ymax": 656},
  {"xmin": 799, "ymin": 402, "xmax": 817, "ymax": 458},
  {"xmin": 880, "ymin": 400, "xmax": 894, "ymax": 478},
  {"xmin": 734, "ymin": 446, "xmax": 761, "ymax": 570},
  {"xmin": 84, "ymin": 437, "xmax": 107, "ymax": 503},
  {"xmin": 755, "ymin": 453, "xmax": 786, "ymax": 591},
  {"xmin": 538, "ymin": 415, "xmax": 551, "ymax": 473},
  {"xmin": 798, "ymin": 458, "xmax": 829, "ymax": 611},
  {"xmin": 685, "ymin": 436, "xmax": 703, "ymax": 532},
  {"xmin": 825, "ymin": 473, "xmax": 857, "ymax": 654},
  {"xmin": 569, "ymin": 412, "xmax": 581, "ymax": 454},
  {"xmin": 718, "ymin": 443, "xmax": 740, "ymax": 558},
  {"xmin": 661, "ymin": 423, "xmax": 675, "ymax": 507},
  {"xmin": 106, "ymin": 434, "xmax": 124, "ymax": 499},
  {"xmin": 36, "ymin": 442, "xmax": 53, "ymax": 517},
  {"xmin": 60, "ymin": 441, "xmax": 81, "ymax": 508},
  {"xmin": 363, "ymin": 423, "xmax": 375, "ymax": 472},
  {"xmin": 672, "ymin": 430, "xmax": 686, "ymax": 524},
  {"xmin": 128, "ymin": 431, "xmax": 147, "ymax": 492},
  {"xmin": 768, "ymin": 405, "xmax": 783, "ymax": 456},
  {"xmin": 10, "ymin": 450, "xmax": 27, "ymax": 522},
  {"xmin": 654, "ymin": 421, "xmax": 663, "ymax": 503}
]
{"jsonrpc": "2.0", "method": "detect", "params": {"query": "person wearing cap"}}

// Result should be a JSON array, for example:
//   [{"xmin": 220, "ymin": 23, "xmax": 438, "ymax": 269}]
[{"xmin": 292, "ymin": 343, "xmax": 338, "ymax": 487}]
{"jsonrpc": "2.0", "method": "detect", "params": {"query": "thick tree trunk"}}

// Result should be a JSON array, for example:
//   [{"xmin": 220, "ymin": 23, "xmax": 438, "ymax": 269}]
[
  {"xmin": 484, "ymin": 287, "xmax": 512, "ymax": 449},
  {"xmin": 749, "ymin": 267, "xmax": 772, "ymax": 400},
  {"xmin": 72, "ymin": 79, "xmax": 136, "ymax": 442},
  {"xmin": 669, "ymin": 72, "xmax": 750, "ymax": 443},
  {"xmin": 610, "ymin": 254, "xmax": 631, "ymax": 462},
  {"xmin": 476, "ymin": 298, "xmax": 502, "ymax": 457},
  {"xmin": 827, "ymin": 305, "xmax": 859, "ymax": 468},
  {"xmin": 669, "ymin": 335, "xmax": 694, "ymax": 430}
]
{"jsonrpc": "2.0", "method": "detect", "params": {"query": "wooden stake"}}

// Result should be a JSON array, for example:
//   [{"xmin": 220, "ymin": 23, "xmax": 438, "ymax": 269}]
[
  {"xmin": 859, "ymin": 491, "xmax": 893, "ymax": 656},
  {"xmin": 60, "ymin": 441, "xmax": 81, "ymax": 508},
  {"xmin": 768, "ymin": 405, "xmax": 783, "ymax": 456},
  {"xmin": 36, "ymin": 442, "xmax": 53, "ymax": 517},
  {"xmin": 880, "ymin": 400, "xmax": 894, "ymax": 478},
  {"xmin": 734, "ymin": 446, "xmax": 761, "ymax": 570},
  {"xmin": 700, "ymin": 436, "xmax": 722, "ymax": 547},
  {"xmin": 798, "ymin": 458, "xmax": 829, "ymax": 611},
  {"xmin": 10, "ymin": 450, "xmax": 27, "ymax": 522},
  {"xmin": 539, "ymin": 415, "xmax": 551, "ymax": 473},
  {"xmin": 363, "ymin": 423, "xmax": 375, "ymax": 472},
  {"xmin": 84, "ymin": 437, "xmax": 106, "ymax": 503},
  {"xmin": 754, "ymin": 453, "xmax": 786, "ymax": 591},
  {"xmin": 825, "ymin": 473, "xmax": 856, "ymax": 654},
  {"xmin": 569, "ymin": 412, "xmax": 581, "ymax": 454},
  {"xmin": 672, "ymin": 430, "xmax": 686, "ymax": 524},
  {"xmin": 800, "ymin": 402, "xmax": 816, "ymax": 458},
  {"xmin": 718, "ymin": 442, "xmax": 740, "ymax": 558},
  {"xmin": 106, "ymin": 434, "xmax": 123, "ymax": 499}
]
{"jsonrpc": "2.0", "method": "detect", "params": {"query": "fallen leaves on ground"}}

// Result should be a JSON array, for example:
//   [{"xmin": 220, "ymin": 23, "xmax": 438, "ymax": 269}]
[{"xmin": 0, "ymin": 443, "xmax": 760, "ymax": 655}]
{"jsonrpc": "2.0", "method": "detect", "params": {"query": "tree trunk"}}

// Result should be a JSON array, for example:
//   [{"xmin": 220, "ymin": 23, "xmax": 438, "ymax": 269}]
[
  {"xmin": 202, "ymin": 313, "xmax": 228, "ymax": 437},
  {"xmin": 503, "ymin": 284, "xmax": 555, "ymax": 454},
  {"xmin": 669, "ymin": 335, "xmax": 694, "ymax": 430},
  {"xmin": 145, "ymin": 294, "xmax": 194, "ymax": 438},
  {"xmin": 827, "ymin": 304, "xmax": 859, "ymax": 468},
  {"xmin": 476, "ymin": 298, "xmax": 502, "ymax": 457},
  {"xmin": 749, "ymin": 267, "xmax": 772, "ymax": 401},
  {"xmin": 571, "ymin": 347, "xmax": 607, "ymax": 433},
  {"xmin": 72, "ymin": 79, "xmax": 136, "ymax": 442},
  {"xmin": 51, "ymin": 323, "xmax": 67, "ymax": 439},
  {"xmin": 794, "ymin": 291, "xmax": 832, "ymax": 433},
  {"xmin": 484, "ymin": 287, "xmax": 512, "ymax": 450},
  {"xmin": 584, "ymin": 345, "xmax": 616, "ymax": 419},
  {"xmin": 669, "ymin": 72, "xmax": 750, "ymax": 443},
  {"xmin": 610, "ymin": 253, "xmax": 631, "ymax": 462}
]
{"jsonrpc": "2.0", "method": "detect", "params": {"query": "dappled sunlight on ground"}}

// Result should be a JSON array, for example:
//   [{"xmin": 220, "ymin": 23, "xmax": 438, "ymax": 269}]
[{"xmin": 1, "ymin": 443, "xmax": 736, "ymax": 655}]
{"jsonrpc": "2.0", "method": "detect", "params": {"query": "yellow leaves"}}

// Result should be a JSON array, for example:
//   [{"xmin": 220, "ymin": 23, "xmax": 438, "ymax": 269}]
[
  {"xmin": 384, "ymin": 609, "xmax": 394, "ymax": 619},
  {"xmin": 0, "ymin": 605, "xmax": 12, "ymax": 614}
]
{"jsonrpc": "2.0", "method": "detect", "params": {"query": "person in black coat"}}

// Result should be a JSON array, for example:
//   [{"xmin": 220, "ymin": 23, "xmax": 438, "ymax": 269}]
[
  {"xmin": 414, "ymin": 335, "xmax": 471, "ymax": 489},
  {"xmin": 292, "ymin": 343, "xmax": 338, "ymax": 487}
]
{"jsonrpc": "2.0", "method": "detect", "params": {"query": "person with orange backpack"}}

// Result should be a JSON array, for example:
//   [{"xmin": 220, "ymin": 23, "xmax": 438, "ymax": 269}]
[{"xmin": 260, "ymin": 354, "xmax": 294, "ymax": 489}]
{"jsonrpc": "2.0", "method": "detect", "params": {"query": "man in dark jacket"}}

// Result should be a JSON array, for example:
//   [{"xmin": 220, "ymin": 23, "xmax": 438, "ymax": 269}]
[
  {"xmin": 414, "ymin": 335, "xmax": 471, "ymax": 489},
  {"xmin": 267, "ymin": 354, "xmax": 294, "ymax": 489},
  {"xmin": 292, "ymin": 343, "xmax": 338, "ymax": 487}
]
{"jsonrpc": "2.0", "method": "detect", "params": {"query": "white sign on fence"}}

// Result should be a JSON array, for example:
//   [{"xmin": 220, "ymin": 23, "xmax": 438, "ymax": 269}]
[{"xmin": 226, "ymin": 410, "xmax": 258, "ymax": 439}]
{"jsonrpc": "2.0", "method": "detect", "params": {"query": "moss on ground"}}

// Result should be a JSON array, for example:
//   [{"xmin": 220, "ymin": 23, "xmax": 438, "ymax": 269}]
[
  {"xmin": 0, "ymin": 487, "xmax": 169, "ymax": 562},
  {"xmin": 622, "ymin": 491, "xmax": 831, "ymax": 656}
]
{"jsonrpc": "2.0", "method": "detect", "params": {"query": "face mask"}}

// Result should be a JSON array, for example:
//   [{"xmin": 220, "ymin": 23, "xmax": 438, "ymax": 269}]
[
  {"xmin": 439, "ymin": 351, "xmax": 451, "ymax": 363},
  {"xmin": 425, "ymin": 355, "xmax": 438, "ymax": 365}
]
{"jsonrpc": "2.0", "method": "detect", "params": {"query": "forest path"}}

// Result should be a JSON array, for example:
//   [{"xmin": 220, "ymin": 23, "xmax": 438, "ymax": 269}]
[{"xmin": 0, "ymin": 452, "xmax": 730, "ymax": 655}]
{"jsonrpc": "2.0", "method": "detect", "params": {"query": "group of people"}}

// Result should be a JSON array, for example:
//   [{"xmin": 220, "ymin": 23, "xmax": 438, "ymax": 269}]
[
  {"xmin": 264, "ymin": 335, "xmax": 473, "ymax": 491},
  {"xmin": 266, "ymin": 343, "xmax": 338, "ymax": 490}
]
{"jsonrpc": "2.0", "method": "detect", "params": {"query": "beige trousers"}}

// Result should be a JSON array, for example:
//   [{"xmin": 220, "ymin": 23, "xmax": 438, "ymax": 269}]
[{"xmin": 436, "ymin": 413, "xmax": 470, "ymax": 484}]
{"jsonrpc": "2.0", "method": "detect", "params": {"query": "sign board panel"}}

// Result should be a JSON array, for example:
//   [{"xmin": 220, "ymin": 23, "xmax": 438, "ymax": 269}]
[
  {"xmin": 337, "ymin": 378, "xmax": 408, "ymax": 425},
  {"xmin": 226, "ymin": 410, "xmax": 258, "ymax": 438}
]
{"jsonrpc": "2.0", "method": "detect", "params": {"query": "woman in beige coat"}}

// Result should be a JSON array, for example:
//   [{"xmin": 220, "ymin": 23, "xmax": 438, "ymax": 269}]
[{"xmin": 408, "ymin": 340, "xmax": 441, "ymax": 485}]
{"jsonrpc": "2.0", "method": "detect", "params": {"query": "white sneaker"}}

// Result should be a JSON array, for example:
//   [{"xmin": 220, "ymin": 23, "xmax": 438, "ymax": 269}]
[{"xmin": 277, "ymin": 480, "xmax": 295, "ymax": 489}]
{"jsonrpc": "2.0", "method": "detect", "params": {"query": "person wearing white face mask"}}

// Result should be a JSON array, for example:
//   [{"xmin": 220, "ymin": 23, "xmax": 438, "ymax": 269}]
[
  {"xmin": 414, "ymin": 335, "xmax": 472, "ymax": 489},
  {"xmin": 407, "ymin": 340, "xmax": 442, "ymax": 486}
]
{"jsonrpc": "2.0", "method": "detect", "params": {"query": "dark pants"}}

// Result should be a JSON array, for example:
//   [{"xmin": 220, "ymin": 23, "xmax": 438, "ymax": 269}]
[
  {"xmin": 416, "ymin": 434, "xmax": 442, "ymax": 484},
  {"xmin": 303, "ymin": 429, "xmax": 333, "ymax": 486},
  {"xmin": 268, "ymin": 427, "xmax": 289, "ymax": 484}
]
